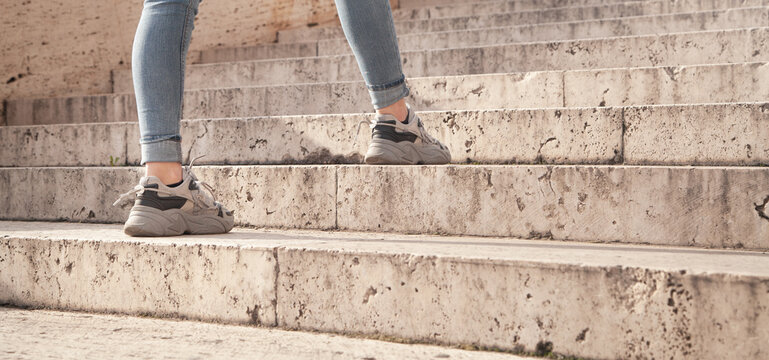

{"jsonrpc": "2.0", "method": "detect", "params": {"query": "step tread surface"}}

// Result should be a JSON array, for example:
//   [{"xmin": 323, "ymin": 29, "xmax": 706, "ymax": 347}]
[
  {"xmin": 3, "ymin": 221, "xmax": 768, "ymax": 359},
  {"xmin": 2, "ymin": 221, "xmax": 767, "ymax": 277},
  {"xmin": 0, "ymin": 307, "xmax": 529, "ymax": 360},
  {"xmin": 3, "ymin": 102, "xmax": 768, "ymax": 167},
  {"xmin": 1, "ymin": 164, "xmax": 768, "ymax": 250},
  {"xmin": 277, "ymin": 0, "xmax": 769, "ymax": 42},
  {"xmin": 9, "ymin": 62, "xmax": 769, "ymax": 126},
  {"xmin": 112, "ymin": 27, "xmax": 769, "ymax": 92}
]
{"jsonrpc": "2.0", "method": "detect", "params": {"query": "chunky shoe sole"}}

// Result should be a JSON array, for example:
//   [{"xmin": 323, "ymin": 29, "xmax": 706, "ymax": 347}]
[
  {"xmin": 365, "ymin": 138, "xmax": 451, "ymax": 165},
  {"xmin": 123, "ymin": 205, "xmax": 233, "ymax": 237}
]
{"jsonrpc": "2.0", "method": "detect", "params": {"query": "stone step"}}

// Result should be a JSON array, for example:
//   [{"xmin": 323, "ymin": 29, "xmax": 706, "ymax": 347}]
[
  {"xmin": 5, "ymin": 102, "xmax": 769, "ymax": 167},
  {"xmin": 397, "ymin": 0, "xmax": 576, "ymax": 10},
  {"xmin": 0, "ymin": 308, "xmax": 529, "ymax": 360},
  {"xmin": 195, "ymin": 7, "xmax": 767, "ymax": 63},
  {"xmin": 398, "ymin": 0, "xmax": 500, "ymax": 9},
  {"xmin": 392, "ymin": 0, "xmax": 651, "ymax": 20},
  {"xmin": 277, "ymin": 0, "xmax": 769, "ymax": 43},
  {"xmin": 111, "ymin": 28, "xmax": 769, "ymax": 93},
  {"xmin": 2, "ymin": 163, "xmax": 769, "ymax": 248},
  {"xmin": 321, "ymin": 7, "xmax": 769, "ymax": 57},
  {"xmin": 11, "ymin": 62, "xmax": 768, "ymax": 126},
  {"xmin": 1, "ymin": 221, "xmax": 767, "ymax": 359}
]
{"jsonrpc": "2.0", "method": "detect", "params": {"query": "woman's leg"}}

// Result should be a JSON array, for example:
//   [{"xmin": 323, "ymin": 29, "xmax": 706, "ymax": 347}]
[
  {"xmin": 119, "ymin": 0, "xmax": 233, "ymax": 237},
  {"xmin": 334, "ymin": 0, "xmax": 450, "ymax": 164},
  {"xmin": 132, "ymin": 0, "xmax": 200, "ymax": 184},
  {"xmin": 333, "ymin": 0, "xmax": 409, "ymax": 120}
]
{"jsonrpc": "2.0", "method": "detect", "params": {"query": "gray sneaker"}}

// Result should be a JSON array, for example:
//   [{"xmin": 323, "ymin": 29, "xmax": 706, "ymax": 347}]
[
  {"xmin": 113, "ymin": 162, "xmax": 234, "ymax": 237},
  {"xmin": 364, "ymin": 105, "xmax": 451, "ymax": 165}
]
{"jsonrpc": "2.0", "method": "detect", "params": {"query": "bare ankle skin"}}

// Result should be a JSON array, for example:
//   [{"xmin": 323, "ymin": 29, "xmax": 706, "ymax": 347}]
[
  {"xmin": 376, "ymin": 98, "xmax": 408, "ymax": 122},
  {"xmin": 145, "ymin": 162, "xmax": 183, "ymax": 185}
]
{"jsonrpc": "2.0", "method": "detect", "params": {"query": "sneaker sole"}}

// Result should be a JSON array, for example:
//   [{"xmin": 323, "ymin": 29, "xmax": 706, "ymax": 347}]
[
  {"xmin": 123, "ymin": 205, "xmax": 233, "ymax": 237},
  {"xmin": 365, "ymin": 139, "xmax": 450, "ymax": 165}
]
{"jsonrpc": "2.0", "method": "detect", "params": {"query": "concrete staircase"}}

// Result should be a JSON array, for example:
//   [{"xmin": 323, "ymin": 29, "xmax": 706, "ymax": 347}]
[{"xmin": 1, "ymin": 0, "xmax": 768, "ymax": 359}]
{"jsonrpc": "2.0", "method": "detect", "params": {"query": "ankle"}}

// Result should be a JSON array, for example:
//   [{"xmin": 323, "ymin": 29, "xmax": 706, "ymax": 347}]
[
  {"xmin": 376, "ymin": 99, "xmax": 409, "ymax": 122},
  {"xmin": 145, "ymin": 162, "xmax": 183, "ymax": 185}
]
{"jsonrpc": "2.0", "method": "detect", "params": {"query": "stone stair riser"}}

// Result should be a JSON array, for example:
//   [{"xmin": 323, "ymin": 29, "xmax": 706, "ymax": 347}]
[
  {"xmin": 6, "ymin": 103, "xmax": 769, "ymax": 167},
  {"xmin": 2, "ymin": 229, "xmax": 767, "ymax": 360},
  {"xmin": 319, "ymin": 8, "xmax": 769, "ymax": 57},
  {"xmin": 393, "ymin": 0, "xmax": 659, "ymax": 20},
  {"xmin": 10, "ymin": 62, "xmax": 769, "ymax": 126},
  {"xmin": 1, "ymin": 107, "xmax": 620, "ymax": 166},
  {"xmin": 195, "ymin": 7, "xmax": 767, "ymax": 63},
  {"xmin": 2, "ymin": 0, "xmax": 767, "ymax": 359},
  {"xmin": 192, "ymin": 42, "xmax": 318, "ymax": 65},
  {"xmin": 278, "ymin": 0, "xmax": 769, "ymax": 42},
  {"xmin": 111, "ymin": 28, "xmax": 769, "ymax": 93},
  {"xmin": 2, "ymin": 165, "xmax": 769, "ymax": 249}
]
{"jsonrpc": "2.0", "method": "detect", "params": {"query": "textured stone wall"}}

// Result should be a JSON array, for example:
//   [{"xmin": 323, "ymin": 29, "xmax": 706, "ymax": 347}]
[{"xmin": 0, "ymin": 0, "xmax": 397, "ymax": 112}]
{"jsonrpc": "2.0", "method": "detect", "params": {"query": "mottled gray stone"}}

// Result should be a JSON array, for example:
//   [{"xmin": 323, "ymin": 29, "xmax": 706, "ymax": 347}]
[
  {"xmin": 12, "ymin": 63, "xmax": 769, "ymax": 126},
  {"xmin": 10, "ymin": 103, "xmax": 769, "ymax": 167},
  {"xmin": 0, "ymin": 308, "xmax": 528, "ymax": 360},
  {"xmin": 112, "ymin": 28, "xmax": 769, "ymax": 92},
  {"xmin": 0, "ymin": 166, "xmax": 336, "ymax": 229},
  {"xmin": 336, "ymin": 165, "xmax": 769, "ymax": 249},
  {"xmin": 193, "ymin": 42, "xmax": 317, "ymax": 64},
  {"xmin": 393, "ymin": 0, "xmax": 649, "ymax": 20},
  {"xmin": 277, "ymin": 241, "xmax": 769, "ymax": 359},
  {"xmin": 279, "ymin": 0, "xmax": 769, "ymax": 42},
  {"xmin": 1, "ymin": 221, "xmax": 768, "ymax": 359},
  {"xmin": 0, "ymin": 229, "xmax": 277, "ymax": 326},
  {"xmin": 1, "ymin": 108, "xmax": 623, "ymax": 166},
  {"xmin": 564, "ymin": 62, "xmax": 769, "ymax": 107},
  {"xmin": 192, "ymin": 166, "xmax": 337, "ymax": 229},
  {"xmin": 0, "ymin": 122, "xmax": 132, "ymax": 166},
  {"xmin": 2, "ymin": 165, "xmax": 769, "ymax": 248},
  {"xmin": 320, "ymin": 7, "xmax": 769, "ymax": 56},
  {"xmin": 5, "ymin": 93, "xmax": 136, "ymax": 126},
  {"xmin": 0, "ymin": 167, "xmax": 142, "ymax": 222},
  {"xmin": 196, "ymin": 7, "xmax": 768, "ymax": 63},
  {"xmin": 623, "ymin": 103, "xmax": 769, "ymax": 165}
]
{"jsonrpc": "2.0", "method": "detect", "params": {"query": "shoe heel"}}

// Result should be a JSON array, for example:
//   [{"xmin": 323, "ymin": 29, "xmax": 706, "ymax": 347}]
[
  {"xmin": 365, "ymin": 140, "xmax": 415, "ymax": 165},
  {"xmin": 124, "ymin": 206, "xmax": 185, "ymax": 237}
]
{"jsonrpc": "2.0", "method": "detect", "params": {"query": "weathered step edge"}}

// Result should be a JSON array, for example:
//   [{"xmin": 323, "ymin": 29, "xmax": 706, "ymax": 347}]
[
  {"xmin": 111, "ymin": 27, "xmax": 769, "ymax": 92},
  {"xmin": 3, "ymin": 103, "xmax": 769, "ymax": 168},
  {"xmin": 392, "ymin": 0, "xmax": 641, "ymax": 19},
  {"xmin": 1, "ymin": 165, "xmax": 769, "ymax": 249},
  {"xmin": 8, "ymin": 62, "xmax": 769, "ymax": 126},
  {"xmin": 197, "ymin": 6, "xmax": 767, "ymax": 63},
  {"xmin": 277, "ymin": 0, "xmax": 769, "ymax": 43},
  {"xmin": 2, "ymin": 222, "xmax": 768, "ymax": 360},
  {"xmin": 317, "ymin": 6, "xmax": 769, "ymax": 56}
]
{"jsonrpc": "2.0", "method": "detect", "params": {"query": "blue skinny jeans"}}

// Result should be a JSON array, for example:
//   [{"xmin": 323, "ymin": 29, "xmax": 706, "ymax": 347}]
[{"xmin": 132, "ymin": 0, "xmax": 410, "ymax": 164}]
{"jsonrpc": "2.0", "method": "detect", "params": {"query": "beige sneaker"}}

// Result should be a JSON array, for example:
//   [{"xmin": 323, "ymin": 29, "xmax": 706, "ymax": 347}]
[
  {"xmin": 113, "ymin": 160, "xmax": 234, "ymax": 237},
  {"xmin": 364, "ymin": 105, "xmax": 451, "ymax": 165}
]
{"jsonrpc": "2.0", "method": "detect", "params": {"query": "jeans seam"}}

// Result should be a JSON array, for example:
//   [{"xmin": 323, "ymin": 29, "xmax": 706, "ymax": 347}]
[
  {"xmin": 178, "ymin": 1, "xmax": 193, "ymax": 123},
  {"xmin": 367, "ymin": 74, "xmax": 405, "ymax": 91},
  {"xmin": 141, "ymin": 134, "xmax": 182, "ymax": 144}
]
